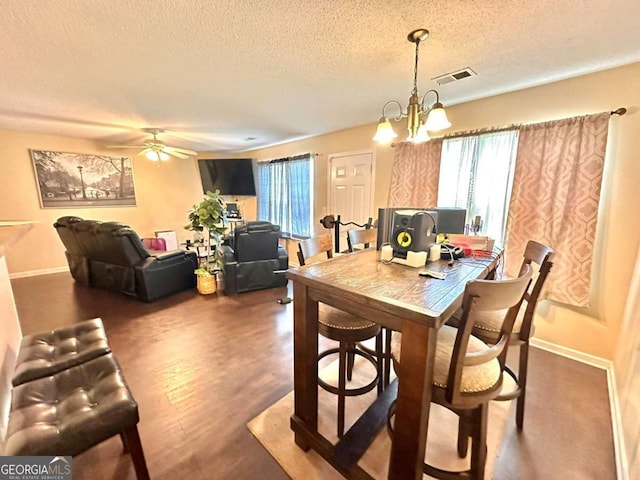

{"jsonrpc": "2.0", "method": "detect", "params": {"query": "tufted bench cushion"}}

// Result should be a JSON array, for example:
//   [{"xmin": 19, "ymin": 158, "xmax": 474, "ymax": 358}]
[
  {"xmin": 12, "ymin": 318, "xmax": 111, "ymax": 387},
  {"xmin": 4, "ymin": 353, "xmax": 140, "ymax": 457}
]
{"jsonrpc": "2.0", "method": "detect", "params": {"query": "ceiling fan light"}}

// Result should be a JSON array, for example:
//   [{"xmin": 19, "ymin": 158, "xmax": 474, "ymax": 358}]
[
  {"xmin": 424, "ymin": 103, "xmax": 451, "ymax": 131},
  {"xmin": 145, "ymin": 150, "xmax": 169, "ymax": 161},
  {"xmin": 373, "ymin": 117, "xmax": 398, "ymax": 143}
]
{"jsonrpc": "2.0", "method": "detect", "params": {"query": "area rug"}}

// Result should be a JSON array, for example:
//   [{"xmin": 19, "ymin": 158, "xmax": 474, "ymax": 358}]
[{"xmin": 248, "ymin": 357, "xmax": 513, "ymax": 479}]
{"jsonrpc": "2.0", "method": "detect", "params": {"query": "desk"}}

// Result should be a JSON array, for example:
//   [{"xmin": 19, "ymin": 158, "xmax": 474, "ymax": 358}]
[{"xmin": 286, "ymin": 248, "xmax": 501, "ymax": 479}]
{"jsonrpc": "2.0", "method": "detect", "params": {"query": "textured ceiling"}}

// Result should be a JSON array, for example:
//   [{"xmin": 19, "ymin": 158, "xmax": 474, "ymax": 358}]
[{"xmin": 1, "ymin": 0, "xmax": 639, "ymax": 153}]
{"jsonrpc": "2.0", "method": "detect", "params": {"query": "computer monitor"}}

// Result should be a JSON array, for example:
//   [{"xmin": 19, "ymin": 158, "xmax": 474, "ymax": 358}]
[{"xmin": 226, "ymin": 203, "xmax": 240, "ymax": 219}]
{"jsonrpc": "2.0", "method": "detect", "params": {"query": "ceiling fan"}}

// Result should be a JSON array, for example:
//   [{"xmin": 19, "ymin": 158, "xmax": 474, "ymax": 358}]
[{"xmin": 109, "ymin": 128, "xmax": 197, "ymax": 161}]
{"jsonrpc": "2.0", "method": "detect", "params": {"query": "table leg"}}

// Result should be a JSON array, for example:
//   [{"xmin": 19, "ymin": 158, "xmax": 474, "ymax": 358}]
[
  {"xmin": 292, "ymin": 281, "xmax": 319, "ymax": 450},
  {"xmin": 388, "ymin": 320, "xmax": 438, "ymax": 480}
]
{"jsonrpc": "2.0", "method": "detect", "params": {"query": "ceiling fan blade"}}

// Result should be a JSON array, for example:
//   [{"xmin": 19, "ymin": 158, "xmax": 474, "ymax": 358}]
[
  {"xmin": 163, "ymin": 150, "xmax": 188, "ymax": 159},
  {"xmin": 165, "ymin": 146, "xmax": 197, "ymax": 156},
  {"xmin": 108, "ymin": 145, "xmax": 146, "ymax": 149},
  {"xmin": 138, "ymin": 148, "xmax": 152, "ymax": 156}
]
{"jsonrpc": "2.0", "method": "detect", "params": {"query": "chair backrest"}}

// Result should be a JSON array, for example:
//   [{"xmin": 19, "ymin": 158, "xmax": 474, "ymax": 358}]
[
  {"xmin": 297, "ymin": 234, "xmax": 334, "ymax": 266},
  {"xmin": 347, "ymin": 227, "xmax": 378, "ymax": 253},
  {"xmin": 517, "ymin": 240, "xmax": 554, "ymax": 340},
  {"xmin": 72, "ymin": 220, "xmax": 149, "ymax": 267},
  {"xmin": 447, "ymin": 265, "xmax": 533, "ymax": 405},
  {"xmin": 96, "ymin": 222, "xmax": 150, "ymax": 266},
  {"xmin": 234, "ymin": 221, "xmax": 280, "ymax": 262},
  {"xmin": 53, "ymin": 216, "xmax": 85, "ymax": 256}
]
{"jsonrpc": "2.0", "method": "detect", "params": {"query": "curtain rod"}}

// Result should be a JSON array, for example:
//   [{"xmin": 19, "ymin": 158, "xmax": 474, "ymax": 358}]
[
  {"xmin": 390, "ymin": 107, "xmax": 627, "ymax": 147},
  {"xmin": 261, "ymin": 152, "xmax": 320, "ymax": 164}
]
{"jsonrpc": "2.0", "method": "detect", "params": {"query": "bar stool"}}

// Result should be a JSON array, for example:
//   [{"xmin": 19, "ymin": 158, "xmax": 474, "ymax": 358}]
[
  {"xmin": 298, "ymin": 234, "xmax": 383, "ymax": 438},
  {"xmin": 346, "ymin": 227, "xmax": 394, "ymax": 389},
  {"xmin": 388, "ymin": 267, "xmax": 533, "ymax": 479},
  {"xmin": 447, "ymin": 240, "xmax": 554, "ymax": 429}
]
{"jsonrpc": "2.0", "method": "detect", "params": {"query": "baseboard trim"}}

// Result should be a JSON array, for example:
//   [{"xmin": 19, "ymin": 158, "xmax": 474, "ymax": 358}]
[
  {"xmin": 530, "ymin": 337, "xmax": 610, "ymax": 369},
  {"xmin": 9, "ymin": 266, "xmax": 69, "ymax": 279},
  {"xmin": 531, "ymin": 338, "xmax": 627, "ymax": 480}
]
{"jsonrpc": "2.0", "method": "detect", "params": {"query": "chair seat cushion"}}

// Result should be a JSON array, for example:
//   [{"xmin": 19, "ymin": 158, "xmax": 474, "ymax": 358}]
[
  {"xmin": 3, "ymin": 353, "xmax": 138, "ymax": 457},
  {"xmin": 318, "ymin": 304, "xmax": 380, "ymax": 342},
  {"xmin": 12, "ymin": 318, "xmax": 111, "ymax": 387},
  {"xmin": 391, "ymin": 327, "xmax": 500, "ymax": 393},
  {"xmin": 449, "ymin": 307, "xmax": 524, "ymax": 342}
]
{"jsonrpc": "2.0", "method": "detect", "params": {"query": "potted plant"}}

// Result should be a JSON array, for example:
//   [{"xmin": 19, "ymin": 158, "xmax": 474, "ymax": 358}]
[{"xmin": 185, "ymin": 190, "xmax": 227, "ymax": 294}]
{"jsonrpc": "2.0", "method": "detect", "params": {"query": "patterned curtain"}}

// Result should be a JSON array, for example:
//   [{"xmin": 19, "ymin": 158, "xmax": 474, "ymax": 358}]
[
  {"xmin": 504, "ymin": 113, "xmax": 610, "ymax": 307},
  {"xmin": 388, "ymin": 140, "xmax": 443, "ymax": 207}
]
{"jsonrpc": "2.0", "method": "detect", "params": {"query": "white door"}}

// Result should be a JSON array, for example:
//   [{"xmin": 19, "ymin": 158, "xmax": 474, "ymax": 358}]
[{"xmin": 328, "ymin": 150, "xmax": 374, "ymax": 252}]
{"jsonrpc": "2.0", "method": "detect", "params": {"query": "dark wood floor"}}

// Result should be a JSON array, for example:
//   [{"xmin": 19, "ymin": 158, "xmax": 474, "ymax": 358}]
[{"xmin": 11, "ymin": 273, "xmax": 617, "ymax": 479}]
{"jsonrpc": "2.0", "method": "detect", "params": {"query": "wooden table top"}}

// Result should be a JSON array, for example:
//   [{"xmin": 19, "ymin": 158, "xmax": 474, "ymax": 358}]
[{"xmin": 286, "ymin": 248, "xmax": 500, "ymax": 328}]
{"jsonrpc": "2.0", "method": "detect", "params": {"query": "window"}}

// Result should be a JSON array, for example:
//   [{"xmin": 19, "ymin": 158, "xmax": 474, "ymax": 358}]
[
  {"xmin": 437, "ymin": 130, "xmax": 519, "ymax": 245},
  {"xmin": 257, "ymin": 154, "xmax": 313, "ymax": 238}
]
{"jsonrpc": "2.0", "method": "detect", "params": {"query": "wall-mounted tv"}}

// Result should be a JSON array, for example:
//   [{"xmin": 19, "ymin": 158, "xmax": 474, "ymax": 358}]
[{"xmin": 198, "ymin": 158, "xmax": 256, "ymax": 196}]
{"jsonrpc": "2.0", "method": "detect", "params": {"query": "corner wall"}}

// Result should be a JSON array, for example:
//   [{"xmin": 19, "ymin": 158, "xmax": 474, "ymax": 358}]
[{"xmin": 238, "ymin": 62, "xmax": 640, "ymax": 360}]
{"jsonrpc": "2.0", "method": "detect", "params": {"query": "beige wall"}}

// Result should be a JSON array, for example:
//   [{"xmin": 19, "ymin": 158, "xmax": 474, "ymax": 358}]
[
  {"xmin": 231, "ymin": 62, "xmax": 640, "ymax": 360},
  {"xmin": 0, "ymin": 62, "xmax": 638, "ymax": 361},
  {"xmin": 0, "ymin": 130, "xmax": 205, "ymax": 274}
]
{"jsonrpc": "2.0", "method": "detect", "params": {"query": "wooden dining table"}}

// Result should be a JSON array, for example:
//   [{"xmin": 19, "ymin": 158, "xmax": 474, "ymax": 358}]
[{"xmin": 286, "ymin": 247, "xmax": 502, "ymax": 480}]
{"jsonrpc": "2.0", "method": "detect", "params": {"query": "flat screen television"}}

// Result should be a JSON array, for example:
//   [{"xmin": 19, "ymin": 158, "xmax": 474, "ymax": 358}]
[{"xmin": 198, "ymin": 158, "xmax": 256, "ymax": 196}]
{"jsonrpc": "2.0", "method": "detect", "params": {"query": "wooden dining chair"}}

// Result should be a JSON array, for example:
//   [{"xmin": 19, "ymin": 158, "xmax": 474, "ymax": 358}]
[
  {"xmin": 389, "ymin": 266, "xmax": 533, "ymax": 479},
  {"xmin": 448, "ymin": 240, "xmax": 554, "ymax": 429},
  {"xmin": 297, "ymin": 234, "xmax": 384, "ymax": 438},
  {"xmin": 346, "ymin": 226, "xmax": 378, "ymax": 252},
  {"xmin": 346, "ymin": 227, "xmax": 393, "ymax": 387}
]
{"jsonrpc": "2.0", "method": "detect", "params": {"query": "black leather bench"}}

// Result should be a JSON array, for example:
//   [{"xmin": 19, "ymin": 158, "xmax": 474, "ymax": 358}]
[
  {"xmin": 3, "ymin": 353, "xmax": 150, "ymax": 480},
  {"xmin": 4, "ymin": 319, "xmax": 150, "ymax": 479},
  {"xmin": 12, "ymin": 318, "xmax": 111, "ymax": 386}
]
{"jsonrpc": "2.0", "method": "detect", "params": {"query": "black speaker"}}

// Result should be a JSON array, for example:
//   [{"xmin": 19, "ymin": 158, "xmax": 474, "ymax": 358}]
[
  {"xmin": 377, "ymin": 207, "xmax": 410, "ymax": 250},
  {"xmin": 391, "ymin": 209, "xmax": 438, "ymax": 258}
]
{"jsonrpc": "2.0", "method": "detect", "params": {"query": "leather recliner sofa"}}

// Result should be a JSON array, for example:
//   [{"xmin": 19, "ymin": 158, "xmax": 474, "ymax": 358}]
[
  {"xmin": 54, "ymin": 216, "xmax": 197, "ymax": 302},
  {"xmin": 220, "ymin": 221, "xmax": 288, "ymax": 294}
]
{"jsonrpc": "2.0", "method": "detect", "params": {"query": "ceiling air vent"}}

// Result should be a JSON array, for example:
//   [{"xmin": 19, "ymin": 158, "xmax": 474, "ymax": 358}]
[{"xmin": 432, "ymin": 67, "xmax": 477, "ymax": 86}]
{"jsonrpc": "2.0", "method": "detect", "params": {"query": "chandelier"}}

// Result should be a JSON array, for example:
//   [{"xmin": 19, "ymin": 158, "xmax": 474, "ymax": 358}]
[{"xmin": 373, "ymin": 29, "xmax": 451, "ymax": 143}]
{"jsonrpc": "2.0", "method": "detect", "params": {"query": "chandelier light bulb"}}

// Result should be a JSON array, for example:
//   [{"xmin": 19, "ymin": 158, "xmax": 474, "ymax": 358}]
[
  {"xmin": 373, "ymin": 117, "xmax": 398, "ymax": 143},
  {"xmin": 424, "ymin": 103, "xmax": 452, "ymax": 131},
  {"xmin": 411, "ymin": 123, "xmax": 431, "ymax": 143}
]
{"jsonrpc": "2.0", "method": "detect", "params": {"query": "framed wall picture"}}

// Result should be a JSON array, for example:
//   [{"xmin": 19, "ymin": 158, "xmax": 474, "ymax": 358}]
[{"xmin": 30, "ymin": 149, "xmax": 137, "ymax": 208}]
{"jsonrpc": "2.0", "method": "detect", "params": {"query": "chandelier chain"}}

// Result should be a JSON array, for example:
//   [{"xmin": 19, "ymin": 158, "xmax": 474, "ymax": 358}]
[{"xmin": 412, "ymin": 39, "xmax": 420, "ymax": 96}]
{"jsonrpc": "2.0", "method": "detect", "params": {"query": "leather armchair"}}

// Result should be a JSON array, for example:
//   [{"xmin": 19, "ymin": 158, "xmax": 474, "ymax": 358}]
[
  {"xmin": 220, "ymin": 221, "xmax": 288, "ymax": 294},
  {"xmin": 54, "ymin": 217, "xmax": 198, "ymax": 302}
]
